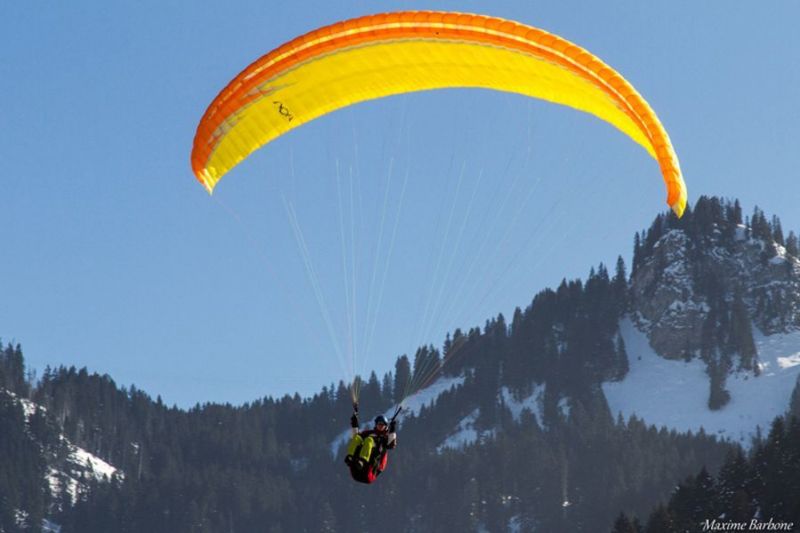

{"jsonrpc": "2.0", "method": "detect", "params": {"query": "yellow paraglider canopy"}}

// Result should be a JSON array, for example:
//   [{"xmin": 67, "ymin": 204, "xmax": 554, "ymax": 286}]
[{"xmin": 191, "ymin": 11, "xmax": 686, "ymax": 216}]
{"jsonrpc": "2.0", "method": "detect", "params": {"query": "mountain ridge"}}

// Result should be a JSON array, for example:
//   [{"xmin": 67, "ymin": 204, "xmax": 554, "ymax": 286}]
[{"xmin": 2, "ymin": 196, "xmax": 799, "ymax": 532}]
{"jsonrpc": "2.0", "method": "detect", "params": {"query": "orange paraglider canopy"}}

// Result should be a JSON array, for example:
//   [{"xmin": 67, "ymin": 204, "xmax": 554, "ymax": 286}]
[{"xmin": 192, "ymin": 11, "xmax": 686, "ymax": 216}]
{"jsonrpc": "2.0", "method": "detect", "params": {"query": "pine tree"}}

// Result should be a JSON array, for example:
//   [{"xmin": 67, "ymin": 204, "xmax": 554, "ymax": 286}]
[
  {"xmin": 716, "ymin": 448, "xmax": 755, "ymax": 522},
  {"xmin": 611, "ymin": 512, "xmax": 641, "ymax": 533},
  {"xmin": 771, "ymin": 215, "xmax": 784, "ymax": 246},
  {"xmin": 644, "ymin": 505, "xmax": 675, "ymax": 533},
  {"xmin": 732, "ymin": 199, "xmax": 743, "ymax": 225},
  {"xmin": 707, "ymin": 359, "xmax": 731, "ymax": 410},
  {"xmin": 790, "ymin": 377, "xmax": 800, "ymax": 420},
  {"xmin": 381, "ymin": 372, "xmax": 393, "ymax": 405},
  {"xmin": 613, "ymin": 256, "xmax": 628, "ymax": 313},
  {"xmin": 614, "ymin": 332, "xmax": 629, "ymax": 380},
  {"xmin": 359, "ymin": 371, "xmax": 383, "ymax": 412},
  {"xmin": 0, "ymin": 343, "xmax": 27, "ymax": 396},
  {"xmin": 411, "ymin": 345, "xmax": 441, "ymax": 393},
  {"xmin": 632, "ymin": 232, "xmax": 643, "ymax": 275},
  {"xmin": 786, "ymin": 231, "xmax": 799, "ymax": 258},
  {"xmin": 751, "ymin": 207, "xmax": 765, "ymax": 239},
  {"xmin": 393, "ymin": 355, "xmax": 411, "ymax": 404},
  {"xmin": 755, "ymin": 417, "xmax": 797, "ymax": 520},
  {"xmin": 730, "ymin": 290, "xmax": 758, "ymax": 373},
  {"xmin": 693, "ymin": 468, "xmax": 719, "ymax": 524}
]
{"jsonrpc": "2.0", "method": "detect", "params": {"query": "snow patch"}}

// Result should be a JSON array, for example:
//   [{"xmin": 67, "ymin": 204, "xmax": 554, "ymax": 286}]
[
  {"xmin": 667, "ymin": 300, "xmax": 709, "ymax": 314},
  {"xmin": 558, "ymin": 397, "xmax": 571, "ymax": 418},
  {"xmin": 603, "ymin": 318, "xmax": 800, "ymax": 446},
  {"xmin": 436, "ymin": 408, "xmax": 496, "ymax": 452},
  {"xmin": 19, "ymin": 397, "xmax": 42, "ymax": 418},
  {"xmin": 69, "ymin": 444, "xmax": 119, "ymax": 481},
  {"xmin": 777, "ymin": 353, "xmax": 800, "ymax": 369},
  {"xmin": 42, "ymin": 519, "xmax": 61, "ymax": 533},
  {"xmin": 398, "ymin": 373, "xmax": 466, "ymax": 417},
  {"xmin": 15, "ymin": 509, "xmax": 29, "ymax": 528},
  {"xmin": 47, "ymin": 444, "xmax": 121, "ymax": 505},
  {"xmin": 47, "ymin": 467, "xmax": 79, "ymax": 505},
  {"xmin": 437, "ymin": 409, "xmax": 480, "ymax": 451},
  {"xmin": 1, "ymin": 390, "xmax": 43, "ymax": 420},
  {"xmin": 330, "ymin": 430, "xmax": 353, "ymax": 458},
  {"xmin": 500, "ymin": 384, "xmax": 545, "ymax": 424}
]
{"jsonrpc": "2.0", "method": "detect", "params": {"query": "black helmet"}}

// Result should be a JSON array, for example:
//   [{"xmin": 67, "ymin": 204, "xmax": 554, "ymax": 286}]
[{"xmin": 374, "ymin": 415, "xmax": 388, "ymax": 427}]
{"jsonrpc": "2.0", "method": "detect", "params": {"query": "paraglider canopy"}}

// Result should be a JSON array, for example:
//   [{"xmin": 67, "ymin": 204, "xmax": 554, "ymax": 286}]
[{"xmin": 191, "ymin": 10, "xmax": 687, "ymax": 217}]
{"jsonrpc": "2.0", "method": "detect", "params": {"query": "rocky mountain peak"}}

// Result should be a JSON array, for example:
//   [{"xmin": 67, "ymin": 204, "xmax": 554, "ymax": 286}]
[{"xmin": 629, "ymin": 197, "xmax": 800, "ymax": 363}]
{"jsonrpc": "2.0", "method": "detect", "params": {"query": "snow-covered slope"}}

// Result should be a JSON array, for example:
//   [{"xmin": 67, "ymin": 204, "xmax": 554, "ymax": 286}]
[
  {"xmin": 47, "ymin": 442, "xmax": 121, "ymax": 504},
  {"xmin": 2, "ymin": 389, "xmax": 122, "ymax": 504},
  {"xmin": 436, "ymin": 408, "xmax": 494, "ymax": 452},
  {"xmin": 398, "ymin": 374, "xmax": 466, "ymax": 417},
  {"xmin": 436, "ymin": 384, "xmax": 576, "ymax": 452},
  {"xmin": 603, "ymin": 318, "xmax": 800, "ymax": 446}
]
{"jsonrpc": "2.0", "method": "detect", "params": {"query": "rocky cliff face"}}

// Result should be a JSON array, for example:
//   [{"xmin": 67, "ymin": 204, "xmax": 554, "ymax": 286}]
[{"xmin": 630, "ymin": 219, "xmax": 800, "ymax": 361}]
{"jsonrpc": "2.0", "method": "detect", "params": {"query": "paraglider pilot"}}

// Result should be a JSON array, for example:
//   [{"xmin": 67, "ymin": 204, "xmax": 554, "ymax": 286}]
[{"xmin": 344, "ymin": 403, "xmax": 399, "ymax": 484}]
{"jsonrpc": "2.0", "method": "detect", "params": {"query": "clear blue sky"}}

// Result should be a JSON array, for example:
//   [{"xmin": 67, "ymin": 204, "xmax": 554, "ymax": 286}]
[{"xmin": 2, "ymin": 1, "xmax": 799, "ymax": 407}]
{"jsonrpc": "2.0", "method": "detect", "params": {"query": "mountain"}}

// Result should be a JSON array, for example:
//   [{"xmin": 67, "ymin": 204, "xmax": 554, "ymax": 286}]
[
  {"xmin": 622, "ymin": 197, "xmax": 800, "ymax": 420},
  {"xmin": 1, "ymin": 196, "xmax": 799, "ymax": 532},
  {"xmin": 630, "ymin": 197, "xmax": 800, "ymax": 363}
]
